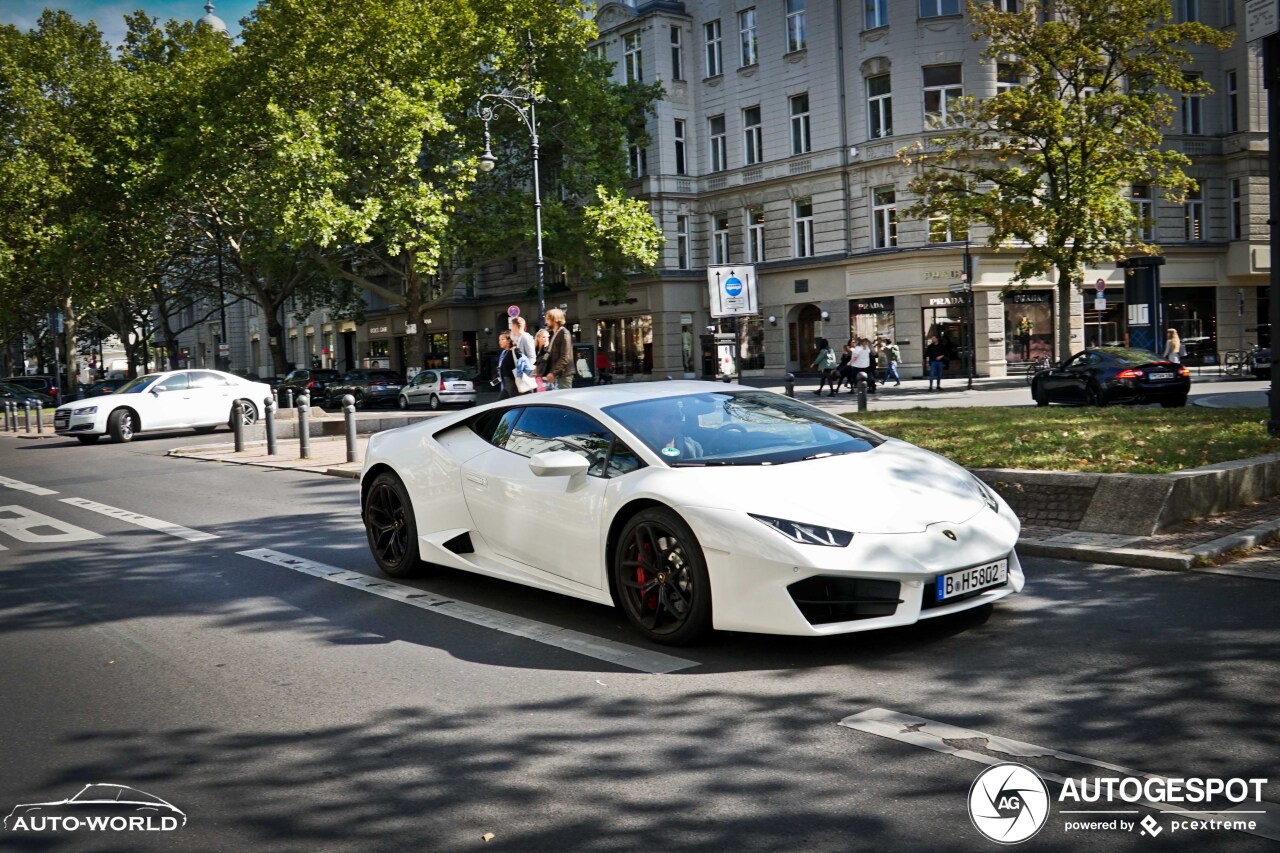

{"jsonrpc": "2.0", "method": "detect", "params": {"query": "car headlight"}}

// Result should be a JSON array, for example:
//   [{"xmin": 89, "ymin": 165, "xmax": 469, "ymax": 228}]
[
  {"xmin": 73, "ymin": 405, "xmax": 97, "ymax": 415},
  {"xmin": 749, "ymin": 514, "xmax": 854, "ymax": 547},
  {"xmin": 971, "ymin": 474, "xmax": 999, "ymax": 512}
]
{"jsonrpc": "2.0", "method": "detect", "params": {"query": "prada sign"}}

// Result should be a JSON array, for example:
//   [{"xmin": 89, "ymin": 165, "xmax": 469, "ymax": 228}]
[{"xmin": 851, "ymin": 297, "xmax": 895, "ymax": 314}]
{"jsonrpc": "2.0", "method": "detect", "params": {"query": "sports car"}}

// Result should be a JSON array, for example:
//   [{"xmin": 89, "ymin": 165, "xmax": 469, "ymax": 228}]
[
  {"xmin": 360, "ymin": 381, "xmax": 1024, "ymax": 645},
  {"xmin": 53, "ymin": 369, "xmax": 272, "ymax": 444}
]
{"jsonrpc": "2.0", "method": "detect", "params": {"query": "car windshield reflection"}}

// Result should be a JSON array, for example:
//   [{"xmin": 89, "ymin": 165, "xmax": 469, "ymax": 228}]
[
  {"xmin": 604, "ymin": 390, "xmax": 883, "ymax": 466},
  {"xmin": 117, "ymin": 375, "xmax": 160, "ymax": 393}
]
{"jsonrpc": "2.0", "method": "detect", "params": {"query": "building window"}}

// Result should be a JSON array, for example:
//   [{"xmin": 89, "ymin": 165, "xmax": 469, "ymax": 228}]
[
  {"xmin": 928, "ymin": 216, "xmax": 967, "ymax": 243},
  {"xmin": 739, "ymin": 8, "xmax": 758, "ymax": 67},
  {"xmin": 923, "ymin": 65, "xmax": 963, "ymax": 128},
  {"xmin": 713, "ymin": 214, "xmax": 731, "ymax": 264},
  {"xmin": 669, "ymin": 25, "xmax": 683, "ymax": 81},
  {"xmin": 793, "ymin": 199, "xmax": 814, "ymax": 258},
  {"xmin": 747, "ymin": 208, "xmax": 765, "ymax": 263},
  {"xmin": 872, "ymin": 185, "xmax": 897, "ymax": 248},
  {"xmin": 709, "ymin": 114, "xmax": 727, "ymax": 172},
  {"xmin": 628, "ymin": 142, "xmax": 647, "ymax": 179},
  {"xmin": 790, "ymin": 93, "xmax": 811, "ymax": 155},
  {"xmin": 865, "ymin": 0, "xmax": 888, "ymax": 29},
  {"xmin": 1181, "ymin": 72, "xmax": 1203, "ymax": 134},
  {"xmin": 674, "ymin": 119, "xmax": 687, "ymax": 175},
  {"xmin": 994, "ymin": 0, "xmax": 1019, "ymax": 11},
  {"xmin": 677, "ymin": 214, "xmax": 691, "ymax": 267},
  {"xmin": 786, "ymin": 0, "xmax": 807, "ymax": 52},
  {"xmin": 867, "ymin": 74, "xmax": 892, "ymax": 138},
  {"xmin": 623, "ymin": 31, "xmax": 643, "ymax": 83},
  {"xmin": 1174, "ymin": 0, "xmax": 1198, "ymax": 22},
  {"xmin": 743, "ymin": 106, "xmax": 763, "ymax": 166},
  {"xmin": 704, "ymin": 20, "xmax": 722, "ymax": 77},
  {"xmin": 1131, "ymin": 184, "xmax": 1154, "ymax": 242},
  {"xmin": 587, "ymin": 43, "xmax": 606, "ymax": 63},
  {"xmin": 1226, "ymin": 69, "xmax": 1239, "ymax": 133},
  {"xmin": 996, "ymin": 63, "xmax": 1022, "ymax": 94},
  {"xmin": 1224, "ymin": 1, "xmax": 1236, "ymax": 25},
  {"xmin": 920, "ymin": 0, "xmax": 961, "ymax": 16},
  {"xmin": 1184, "ymin": 186, "xmax": 1204, "ymax": 241},
  {"xmin": 1230, "ymin": 178, "xmax": 1243, "ymax": 241}
]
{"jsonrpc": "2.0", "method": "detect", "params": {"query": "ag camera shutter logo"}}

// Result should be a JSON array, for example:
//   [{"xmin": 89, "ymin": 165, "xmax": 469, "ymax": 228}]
[{"xmin": 968, "ymin": 763, "xmax": 1050, "ymax": 844}]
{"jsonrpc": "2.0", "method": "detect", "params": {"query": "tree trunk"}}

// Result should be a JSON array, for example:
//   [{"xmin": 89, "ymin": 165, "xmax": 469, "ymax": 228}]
[
  {"xmin": 62, "ymin": 294, "xmax": 78, "ymax": 395},
  {"xmin": 1056, "ymin": 262, "xmax": 1077, "ymax": 363},
  {"xmin": 403, "ymin": 249, "xmax": 425, "ymax": 372}
]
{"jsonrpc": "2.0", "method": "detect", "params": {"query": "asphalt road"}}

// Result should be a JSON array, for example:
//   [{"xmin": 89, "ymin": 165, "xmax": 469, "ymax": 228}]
[{"xmin": 0, "ymin": 432, "xmax": 1277, "ymax": 852}]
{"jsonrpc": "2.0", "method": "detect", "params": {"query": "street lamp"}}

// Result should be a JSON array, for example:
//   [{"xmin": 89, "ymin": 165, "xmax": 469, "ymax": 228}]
[{"xmin": 475, "ymin": 35, "xmax": 547, "ymax": 320}]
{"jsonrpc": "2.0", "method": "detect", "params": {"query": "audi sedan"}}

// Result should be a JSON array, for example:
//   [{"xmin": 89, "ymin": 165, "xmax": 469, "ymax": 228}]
[
  {"xmin": 53, "ymin": 369, "xmax": 272, "ymax": 443},
  {"xmin": 360, "ymin": 381, "xmax": 1023, "ymax": 645},
  {"xmin": 399, "ymin": 369, "xmax": 476, "ymax": 410},
  {"xmin": 326, "ymin": 369, "xmax": 404, "ymax": 409},
  {"xmin": 1031, "ymin": 347, "xmax": 1190, "ymax": 408}
]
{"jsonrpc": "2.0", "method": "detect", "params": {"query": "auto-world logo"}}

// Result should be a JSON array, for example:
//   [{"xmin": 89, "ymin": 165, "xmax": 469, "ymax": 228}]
[
  {"xmin": 968, "ymin": 763, "xmax": 1050, "ymax": 844},
  {"xmin": 4, "ymin": 784, "xmax": 185, "ymax": 833}
]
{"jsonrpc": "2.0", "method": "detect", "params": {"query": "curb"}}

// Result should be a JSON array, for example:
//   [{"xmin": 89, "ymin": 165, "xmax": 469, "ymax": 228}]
[
  {"xmin": 1186, "ymin": 519, "xmax": 1280, "ymax": 562},
  {"xmin": 1017, "ymin": 541, "xmax": 1195, "ymax": 571}
]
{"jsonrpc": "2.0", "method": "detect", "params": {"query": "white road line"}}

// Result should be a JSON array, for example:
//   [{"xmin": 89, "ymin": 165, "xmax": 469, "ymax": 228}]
[
  {"xmin": 0, "ymin": 475, "xmax": 57, "ymax": 496},
  {"xmin": 238, "ymin": 548, "xmax": 698, "ymax": 675},
  {"xmin": 60, "ymin": 498, "xmax": 219, "ymax": 542},
  {"xmin": 0, "ymin": 505, "xmax": 102, "ymax": 543},
  {"xmin": 840, "ymin": 708, "xmax": 1280, "ymax": 842}
]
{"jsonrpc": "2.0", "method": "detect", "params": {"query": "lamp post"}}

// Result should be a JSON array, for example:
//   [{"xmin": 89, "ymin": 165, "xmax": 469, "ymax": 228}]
[
  {"xmin": 963, "ymin": 236, "xmax": 974, "ymax": 390},
  {"xmin": 475, "ymin": 35, "xmax": 547, "ymax": 320}
]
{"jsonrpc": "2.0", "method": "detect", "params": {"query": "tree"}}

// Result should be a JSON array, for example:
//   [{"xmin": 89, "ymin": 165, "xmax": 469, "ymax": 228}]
[{"xmin": 900, "ymin": 0, "xmax": 1231, "ymax": 360}]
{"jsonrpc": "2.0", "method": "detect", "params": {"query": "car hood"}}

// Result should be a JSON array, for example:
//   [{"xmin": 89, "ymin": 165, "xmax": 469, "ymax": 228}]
[{"xmin": 652, "ymin": 439, "xmax": 988, "ymax": 534}]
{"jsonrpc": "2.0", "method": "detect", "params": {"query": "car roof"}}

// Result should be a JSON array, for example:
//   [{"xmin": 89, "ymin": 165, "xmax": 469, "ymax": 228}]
[{"xmin": 508, "ymin": 380, "xmax": 762, "ymax": 413}]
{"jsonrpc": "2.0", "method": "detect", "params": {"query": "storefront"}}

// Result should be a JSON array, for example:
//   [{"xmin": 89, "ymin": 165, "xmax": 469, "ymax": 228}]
[
  {"xmin": 850, "ymin": 297, "xmax": 896, "ymax": 346},
  {"xmin": 1080, "ymin": 291, "xmax": 1125, "ymax": 350},
  {"xmin": 425, "ymin": 332, "xmax": 450, "ymax": 368},
  {"xmin": 365, "ymin": 322, "xmax": 392, "ymax": 369},
  {"xmin": 706, "ymin": 316, "xmax": 765, "ymax": 373},
  {"xmin": 922, "ymin": 294, "xmax": 968, "ymax": 377},
  {"xmin": 597, "ymin": 315, "xmax": 653, "ymax": 378},
  {"xmin": 1004, "ymin": 291, "xmax": 1056, "ymax": 364},
  {"xmin": 1162, "ymin": 286, "xmax": 1217, "ymax": 364}
]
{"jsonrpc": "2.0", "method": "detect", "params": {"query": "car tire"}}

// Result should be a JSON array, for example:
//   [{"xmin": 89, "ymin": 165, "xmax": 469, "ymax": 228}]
[
  {"xmin": 398, "ymin": 395, "xmax": 410, "ymax": 410},
  {"xmin": 364, "ymin": 472, "xmax": 422, "ymax": 578},
  {"xmin": 614, "ymin": 507, "xmax": 712, "ymax": 646},
  {"xmin": 428, "ymin": 394, "xmax": 441, "ymax": 411},
  {"xmin": 1032, "ymin": 379, "xmax": 1049, "ymax": 407},
  {"xmin": 1086, "ymin": 383, "xmax": 1108, "ymax": 407},
  {"xmin": 107, "ymin": 408, "xmax": 135, "ymax": 443},
  {"xmin": 75, "ymin": 435, "xmax": 100, "ymax": 445},
  {"xmin": 1161, "ymin": 395, "xmax": 1188, "ymax": 408},
  {"xmin": 228, "ymin": 400, "xmax": 258, "ymax": 429},
  {"xmin": 352, "ymin": 392, "xmax": 365, "ymax": 411}
]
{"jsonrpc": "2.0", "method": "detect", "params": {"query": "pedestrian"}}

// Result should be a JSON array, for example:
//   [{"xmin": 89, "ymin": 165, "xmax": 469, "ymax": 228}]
[
  {"xmin": 511, "ymin": 315, "xmax": 537, "ymax": 364},
  {"xmin": 496, "ymin": 331, "xmax": 518, "ymax": 399},
  {"xmin": 533, "ymin": 327, "xmax": 551, "ymax": 387},
  {"xmin": 925, "ymin": 334, "xmax": 947, "ymax": 390},
  {"xmin": 811, "ymin": 337, "xmax": 837, "ymax": 395},
  {"xmin": 1162, "ymin": 328, "xmax": 1183, "ymax": 364},
  {"xmin": 543, "ymin": 307, "xmax": 575, "ymax": 390},
  {"xmin": 595, "ymin": 349, "xmax": 613, "ymax": 384},
  {"xmin": 850, "ymin": 338, "xmax": 874, "ymax": 393},
  {"xmin": 882, "ymin": 337, "xmax": 902, "ymax": 386},
  {"xmin": 832, "ymin": 343, "xmax": 853, "ymax": 394},
  {"xmin": 863, "ymin": 338, "xmax": 878, "ymax": 393}
]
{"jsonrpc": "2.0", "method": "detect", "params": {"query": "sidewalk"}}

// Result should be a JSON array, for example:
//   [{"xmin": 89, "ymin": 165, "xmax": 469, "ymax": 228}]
[{"xmin": 167, "ymin": 430, "xmax": 1280, "ymax": 579}]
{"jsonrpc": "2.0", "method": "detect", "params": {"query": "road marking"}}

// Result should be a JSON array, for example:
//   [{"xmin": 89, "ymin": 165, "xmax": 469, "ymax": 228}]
[
  {"xmin": 0, "ymin": 475, "xmax": 57, "ymax": 496},
  {"xmin": 0, "ymin": 505, "xmax": 102, "ymax": 543},
  {"xmin": 60, "ymin": 498, "xmax": 219, "ymax": 542},
  {"xmin": 238, "ymin": 548, "xmax": 697, "ymax": 675},
  {"xmin": 840, "ymin": 708, "xmax": 1279, "ymax": 842}
]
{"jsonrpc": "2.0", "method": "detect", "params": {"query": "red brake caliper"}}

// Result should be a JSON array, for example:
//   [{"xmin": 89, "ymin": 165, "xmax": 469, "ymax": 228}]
[{"xmin": 635, "ymin": 543, "xmax": 657, "ymax": 612}]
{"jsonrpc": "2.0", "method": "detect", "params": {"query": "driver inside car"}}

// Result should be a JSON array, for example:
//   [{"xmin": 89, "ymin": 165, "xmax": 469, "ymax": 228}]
[{"xmin": 637, "ymin": 404, "xmax": 703, "ymax": 461}]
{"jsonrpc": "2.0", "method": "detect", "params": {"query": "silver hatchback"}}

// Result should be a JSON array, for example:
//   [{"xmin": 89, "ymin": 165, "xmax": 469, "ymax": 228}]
[{"xmin": 399, "ymin": 369, "xmax": 476, "ymax": 410}]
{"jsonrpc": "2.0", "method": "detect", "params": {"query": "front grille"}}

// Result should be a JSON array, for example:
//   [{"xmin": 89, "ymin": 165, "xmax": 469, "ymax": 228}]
[
  {"xmin": 787, "ymin": 576, "xmax": 901, "ymax": 625},
  {"xmin": 54, "ymin": 413, "xmax": 69, "ymax": 428}
]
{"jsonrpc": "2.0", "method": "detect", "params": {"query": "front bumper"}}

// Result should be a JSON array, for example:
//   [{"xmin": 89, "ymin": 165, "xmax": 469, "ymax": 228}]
[{"xmin": 53, "ymin": 407, "xmax": 107, "ymax": 436}]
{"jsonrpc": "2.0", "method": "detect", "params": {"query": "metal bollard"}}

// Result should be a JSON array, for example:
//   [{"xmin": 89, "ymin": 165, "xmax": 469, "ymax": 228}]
[
  {"xmin": 297, "ymin": 392, "xmax": 311, "ymax": 460},
  {"xmin": 3, "ymin": 401, "xmax": 10, "ymax": 431},
  {"xmin": 856, "ymin": 372, "xmax": 868, "ymax": 413},
  {"xmin": 785, "ymin": 373, "xmax": 795, "ymax": 398},
  {"xmin": 343, "ymin": 394, "xmax": 357, "ymax": 463},
  {"xmin": 282, "ymin": 387, "xmax": 294, "ymax": 409},
  {"xmin": 23, "ymin": 402, "xmax": 32, "ymax": 433},
  {"xmin": 232, "ymin": 400, "xmax": 245, "ymax": 452},
  {"xmin": 36, "ymin": 404, "xmax": 43, "ymax": 434},
  {"xmin": 264, "ymin": 396, "xmax": 277, "ymax": 456}
]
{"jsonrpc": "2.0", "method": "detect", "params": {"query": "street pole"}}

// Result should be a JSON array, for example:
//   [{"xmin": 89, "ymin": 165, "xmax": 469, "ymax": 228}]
[
  {"xmin": 215, "ymin": 220, "xmax": 229, "ymax": 371},
  {"xmin": 1266, "ymin": 29, "xmax": 1280, "ymax": 438},
  {"xmin": 964, "ymin": 237, "xmax": 974, "ymax": 390},
  {"xmin": 476, "ymin": 35, "xmax": 547, "ymax": 321}
]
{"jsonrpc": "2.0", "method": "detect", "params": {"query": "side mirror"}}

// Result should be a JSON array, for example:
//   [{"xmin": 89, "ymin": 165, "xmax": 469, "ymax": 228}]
[
  {"xmin": 151, "ymin": 386, "xmax": 167, "ymax": 395},
  {"xmin": 529, "ymin": 450, "xmax": 590, "ymax": 478}
]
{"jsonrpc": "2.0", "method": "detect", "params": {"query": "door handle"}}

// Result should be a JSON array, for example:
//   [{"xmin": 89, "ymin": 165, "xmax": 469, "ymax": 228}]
[{"xmin": 465, "ymin": 472, "xmax": 487, "ymax": 487}]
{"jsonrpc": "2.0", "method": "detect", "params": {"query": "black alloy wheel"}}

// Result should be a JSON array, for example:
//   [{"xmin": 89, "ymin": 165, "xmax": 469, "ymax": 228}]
[
  {"xmin": 364, "ymin": 472, "xmax": 422, "ymax": 578},
  {"xmin": 352, "ymin": 392, "xmax": 365, "ymax": 411},
  {"xmin": 1086, "ymin": 382, "xmax": 1108, "ymax": 407},
  {"xmin": 1032, "ymin": 379, "xmax": 1049, "ymax": 407},
  {"xmin": 614, "ymin": 508, "xmax": 712, "ymax": 645},
  {"xmin": 107, "ymin": 409, "xmax": 135, "ymax": 443}
]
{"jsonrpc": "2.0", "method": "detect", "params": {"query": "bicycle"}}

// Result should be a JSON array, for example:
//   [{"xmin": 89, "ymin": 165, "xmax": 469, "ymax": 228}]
[{"xmin": 1024, "ymin": 355, "xmax": 1053, "ymax": 385}]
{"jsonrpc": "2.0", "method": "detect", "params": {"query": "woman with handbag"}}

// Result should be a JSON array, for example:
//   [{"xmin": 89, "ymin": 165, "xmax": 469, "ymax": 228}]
[
  {"xmin": 533, "ymin": 328, "xmax": 551, "ymax": 392},
  {"xmin": 811, "ymin": 338, "xmax": 837, "ymax": 395},
  {"xmin": 496, "ymin": 331, "xmax": 518, "ymax": 399}
]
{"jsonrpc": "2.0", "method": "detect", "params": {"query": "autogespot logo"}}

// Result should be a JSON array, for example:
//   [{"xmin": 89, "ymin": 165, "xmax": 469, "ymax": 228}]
[{"xmin": 968, "ymin": 763, "xmax": 1051, "ymax": 845}]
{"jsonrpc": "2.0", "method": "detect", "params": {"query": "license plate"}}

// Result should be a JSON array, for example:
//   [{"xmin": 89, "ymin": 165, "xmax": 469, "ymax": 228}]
[
  {"xmin": 1148, "ymin": 372, "xmax": 1173, "ymax": 380},
  {"xmin": 447, "ymin": 383, "xmax": 468, "ymax": 390},
  {"xmin": 937, "ymin": 559, "xmax": 1008, "ymax": 601}
]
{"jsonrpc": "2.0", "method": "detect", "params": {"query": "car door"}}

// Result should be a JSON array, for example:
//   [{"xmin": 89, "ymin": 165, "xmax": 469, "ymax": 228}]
[
  {"xmin": 407, "ymin": 371, "xmax": 436, "ymax": 406},
  {"xmin": 188, "ymin": 371, "xmax": 236, "ymax": 423},
  {"xmin": 1043, "ymin": 352, "xmax": 1089, "ymax": 403},
  {"xmin": 140, "ymin": 373, "xmax": 194, "ymax": 428},
  {"xmin": 461, "ymin": 406, "xmax": 619, "ymax": 589}
]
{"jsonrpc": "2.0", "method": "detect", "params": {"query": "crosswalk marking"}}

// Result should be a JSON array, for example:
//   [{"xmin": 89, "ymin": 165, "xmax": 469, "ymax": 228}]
[
  {"xmin": 239, "ymin": 548, "xmax": 698, "ymax": 675},
  {"xmin": 60, "ymin": 498, "xmax": 218, "ymax": 542},
  {"xmin": 0, "ymin": 475, "xmax": 57, "ymax": 496},
  {"xmin": 0, "ymin": 505, "xmax": 101, "ymax": 543}
]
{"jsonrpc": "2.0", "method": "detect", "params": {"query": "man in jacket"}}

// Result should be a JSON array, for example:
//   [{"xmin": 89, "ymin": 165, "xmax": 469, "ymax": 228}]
[{"xmin": 543, "ymin": 307, "xmax": 575, "ymax": 390}]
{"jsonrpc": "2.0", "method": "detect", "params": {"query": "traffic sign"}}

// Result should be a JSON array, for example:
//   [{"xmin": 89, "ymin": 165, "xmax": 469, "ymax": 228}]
[
  {"xmin": 1095, "ymin": 278, "xmax": 1106, "ymax": 292},
  {"xmin": 218, "ymin": 343, "xmax": 230, "ymax": 356},
  {"xmin": 1246, "ymin": 0, "xmax": 1278, "ymax": 42},
  {"xmin": 949, "ymin": 283, "xmax": 970, "ymax": 295},
  {"xmin": 1095, "ymin": 296, "xmax": 1106, "ymax": 311},
  {"xmin": 507, "ymin": 305, "xmax": 520, "ymax": 318}
]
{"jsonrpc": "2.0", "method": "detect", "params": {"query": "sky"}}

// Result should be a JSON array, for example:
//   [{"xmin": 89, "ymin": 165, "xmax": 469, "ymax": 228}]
[{"xmin": 1, "ymin": 0, "xmax": 259, "ymax": 46}]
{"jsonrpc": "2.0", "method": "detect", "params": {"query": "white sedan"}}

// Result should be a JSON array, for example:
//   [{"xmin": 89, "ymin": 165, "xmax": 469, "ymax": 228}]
[
  {"xmin": 54, "ymin": 369, "xmax": 272, "ymax": 444},
  {"xmin": 360, "ymin": 381, "xmax": 1024, "ymax": 645}
]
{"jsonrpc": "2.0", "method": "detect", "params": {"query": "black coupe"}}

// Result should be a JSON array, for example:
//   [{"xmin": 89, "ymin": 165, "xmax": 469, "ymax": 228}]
[{"xmin": 1031, "ymin": 347, "xmax": 1190, "ymax": 408}]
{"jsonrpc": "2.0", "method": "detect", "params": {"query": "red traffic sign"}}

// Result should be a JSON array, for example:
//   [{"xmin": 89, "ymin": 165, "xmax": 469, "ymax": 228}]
[
  {"xmin": 1095, "ymin": 278, "xmax": 1106, "ymax": 292},
  {"xmin": 507, "ymin": 305, "xmax": 520, "ymax": 318}
]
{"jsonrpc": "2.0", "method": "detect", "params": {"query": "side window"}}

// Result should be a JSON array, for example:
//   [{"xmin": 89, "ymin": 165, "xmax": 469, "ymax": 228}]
[
  {"xmin": 156, "ymin": 373, "xmax": 190, "ymax": 392},
  {"xmin": 505, "ymin": 407, "xmax": 615, "ymax": 475},
  {"xmin": 470, "ymin": 407, "xmax": 522, "ymax": 447},
  {"xmin": 189, "ymin": 371, "xmax": 228, "ymax": 388},
  {"xmin": 1066, "ymin": 354, "xmax": 1088, "ymax": 370},
  {"xmin": 1087, "ymin": 352, "xmax": 1105, "ymax": 367},
  {"xmin": 602, "ymin": 439, "xmax": 644, "ymax": 478}
]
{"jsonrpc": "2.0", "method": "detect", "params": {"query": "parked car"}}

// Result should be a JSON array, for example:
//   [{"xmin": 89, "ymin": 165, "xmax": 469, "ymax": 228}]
[
  {"xmin": 399, "ymin": 369, "xmax": 476, "ymax": 410},
  {"xmin": 279, "ymin": 368, "xmax": 342, "ymax": 405},
  {"xmin": 2, "ymin": 375, "xmax": 61, "ymax": 407},
  {"xmin": 1031, "ymin": 347, "xmax": 1190, "ymax": 408},
  {"xmin": 1251, "ymin": 324, "xmax": 1271, "ymax": 380},
  {"xmin": 327, "ymin": 369, "xmax": 404, "ymax": 409},
  {"xmin": 360, "ymin": 381, "xmax": 1023, "ymax": 644},
  {"xmin": 0, "ymin": 381, "xmax": 46, "ymax": 410},
  {"xmin": 82, "ymin": 377, "xmax": 131, "ymax": 397},
  {"xmin": 53, "ymin": 369, "xmax": 272, "ymax": 444}
]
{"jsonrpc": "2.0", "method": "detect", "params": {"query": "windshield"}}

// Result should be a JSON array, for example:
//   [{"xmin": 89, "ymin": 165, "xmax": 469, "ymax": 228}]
[
  {"xmin": 1097, "ymin": 347, "xmax": 1165, "ymax": 364},
  {"xmin": 605, "ymin": 390, "xmax": 883, "ymax": 467},
  {"xmin": 117, "ymin": 375, "xmax": 161, "ymax": 394}
]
